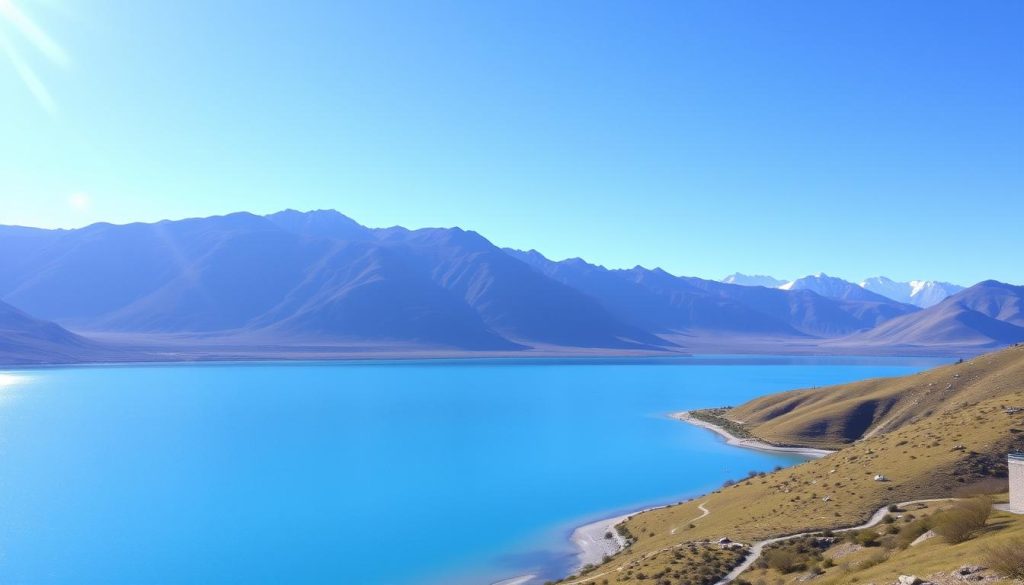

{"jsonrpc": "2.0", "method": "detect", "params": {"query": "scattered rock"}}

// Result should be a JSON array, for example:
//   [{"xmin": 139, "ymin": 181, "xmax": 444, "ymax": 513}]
[
  {"xmin": 957, "ymin": 565, "xmax": 985, "ymax": 576},
  {"xmin": 910, "ymin": 529, "xmax": 937, "ymax": 547},
  {"xmin": 921, "ymin": 566, "xmax": 998, "ymax": 584},
  {"xmin": 813, "ymin": 536, "xmax": 837, "ymax": 546},
  {"xmin": 823, "ymin": 542, "xmax": 862, "ymax": 560}
]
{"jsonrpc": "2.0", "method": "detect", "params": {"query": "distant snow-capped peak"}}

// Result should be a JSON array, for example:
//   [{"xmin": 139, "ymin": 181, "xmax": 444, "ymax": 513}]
[
  {"xmin": 721, "ymin": 273, "xmax": 787, "ymax": 288},
  {"xmin": 726, "ymin": 272, "xmax": 963, "ymax": 307},
  {"xmin": 778, "ymin": 273, "xmax": 884, "ymax": 302},
  {"xmin": 859, "ymin": 277, "xmax": 964, "ymax": 308}
]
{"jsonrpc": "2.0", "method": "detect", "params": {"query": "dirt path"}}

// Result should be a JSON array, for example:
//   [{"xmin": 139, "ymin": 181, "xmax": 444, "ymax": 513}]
[
  {"xmin": 670, "ymin": 502, "xmax": 709, "ymax": 535},
  {"xmin": 558, "ymin": 499, "xmax": 949, "ymax": 585},
  {"xmin": 713, "ymin": 498, "xmax": 952, "ymax": 585}
]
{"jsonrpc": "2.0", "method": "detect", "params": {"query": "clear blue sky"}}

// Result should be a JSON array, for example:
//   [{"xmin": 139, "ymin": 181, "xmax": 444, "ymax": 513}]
[{"xmin": 1, "ymin": 1, "xmax": 1021, "ymax": 285}]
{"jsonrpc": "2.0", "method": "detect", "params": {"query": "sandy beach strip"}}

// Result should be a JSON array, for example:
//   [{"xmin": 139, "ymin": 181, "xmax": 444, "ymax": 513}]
[
  {"xmin": 490, "ymin": 511, "xmax": 640, "ymax": 585},
  {"xmin": 672, "ymin": 411, "xmax": 835, "ymax": 458},
  {"xmin": 491, "ymin": 575, "xmax": 538, "ymax": 585},
  {"xmin": 496, "ymin": 411, "xmax": 832, "ymax": 585},
  {"xmin": 570, "ymin": 512, "xmax": 632, "ymax": 568}
]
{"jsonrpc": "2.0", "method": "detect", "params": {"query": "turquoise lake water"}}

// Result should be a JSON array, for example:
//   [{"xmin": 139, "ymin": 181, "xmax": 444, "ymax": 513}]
[{"xmin": 0, "ymin": 356, "xmax": 947, "ymax": 584}]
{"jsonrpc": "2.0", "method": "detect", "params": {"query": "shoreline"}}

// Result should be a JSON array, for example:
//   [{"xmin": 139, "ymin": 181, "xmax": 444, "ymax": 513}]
[
  {"xmin": 569, "ymin": 511, "xmax": 632, "ymax": 568},
  {"xmin": 491, "ymin": 576, "xmax": 537, "ymax": 585},
  {"xmin": 2, "ymin": 347, "xmax": 963, "ymax": 370},
  {"xmin": 497, "ymin": 410, "xmax": 834, "ymax": 584},
  {"xmin": 671, "ymin": 411, "xmax": 835, "ymax": 458},
  {"xmin": 495, "ymin": 506, "xmax": 661, "ymax": 585}
]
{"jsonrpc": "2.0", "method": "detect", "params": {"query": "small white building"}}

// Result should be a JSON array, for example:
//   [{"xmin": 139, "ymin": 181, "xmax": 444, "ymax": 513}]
[{"xmin": 1011, "ymin": 453, "xmax": 1024, "ymax": 512}]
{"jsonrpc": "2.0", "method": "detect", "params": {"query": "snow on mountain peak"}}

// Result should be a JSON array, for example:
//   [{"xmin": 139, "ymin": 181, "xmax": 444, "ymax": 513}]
[
  {"xmin": 728, "ymin": 272, "xmax": 963, "ymax": 308},
  {"xmin": 721, "ymin": 273, "xmax": 787, "ymax": 288},
  {"xmin": 860, "ymin": 277, "xmax": 964, "ymax": 308}
]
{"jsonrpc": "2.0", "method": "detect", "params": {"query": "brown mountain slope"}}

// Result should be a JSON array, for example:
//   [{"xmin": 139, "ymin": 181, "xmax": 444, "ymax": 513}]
[
  {"xmin": 0, "ymin": 300, "xmax": 136, "ymax": 364},
  {"xmin": 835, "ymin": 280, "xmax": 1024, "ymax": 350},
  {"xmin": 725, "ymin": 344, "xmax": 1024, "ymax": 449},
  {"xmin": 556, "ymin": 347, "xmax": 1024, "ymax": 585}
]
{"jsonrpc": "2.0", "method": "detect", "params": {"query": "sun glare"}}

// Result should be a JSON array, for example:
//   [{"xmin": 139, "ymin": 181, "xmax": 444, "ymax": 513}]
[
  {"xmin": 0, "ymin": 373, "xmax": 28, "ymax": 388},
  {"xmin": 0, "ymin": 0, "xmax": 68, "ymax": 114},
  {"xmin": 69, "ymin": 191, "xmax": 89, "ymax": 211}
]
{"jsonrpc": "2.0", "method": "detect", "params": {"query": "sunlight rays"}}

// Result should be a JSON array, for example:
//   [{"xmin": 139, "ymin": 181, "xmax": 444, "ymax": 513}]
[
  {"xmin": 0, "ymin": 0, "xmax": 68, "ymax": 114},
  {"xmin": 1, "ymin": 34, "xmax": 55, "ymax": 113}
]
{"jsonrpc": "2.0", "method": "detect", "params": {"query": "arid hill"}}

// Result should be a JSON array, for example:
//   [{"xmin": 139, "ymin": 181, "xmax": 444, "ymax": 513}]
[
  {"xmin": 556, "ymin": 345, "xmax": 1024, "ymax": 585},
  {"xmin": 726, "ymin": 343, "xmax": 1024, "ymax": 449}
]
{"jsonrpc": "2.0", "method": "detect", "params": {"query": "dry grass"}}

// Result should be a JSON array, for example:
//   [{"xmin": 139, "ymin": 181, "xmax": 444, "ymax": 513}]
[
  {"xmin": 983, "ymin": 536, "xmax": 1024, "ymax": 579},
  {"xmin": 554, "ymin": 541, "xmax": 744, "ymax": 585},
  {"xmin": 726, "ymin": 344, "xmax": 1024, "ymax": 449},
  {"xmin": 557, "ymin": 345, "xmax": 1024, "ymax": 585},
  {"xmin": 799, "ymin": 507, "xmax": 1024, "ymax": 585},
  {"xmin": 931, "ymin": 496, "xmax": 993, "ymax": 543}
]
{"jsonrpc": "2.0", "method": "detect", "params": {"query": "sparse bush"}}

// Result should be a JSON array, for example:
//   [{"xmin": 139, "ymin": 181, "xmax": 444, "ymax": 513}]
[
  {"xmin": 858, "ymin": 550, "xmax": 887, "ymax": 570},
  {"xmin": 983, "ymin": 537, "xmax": 1024, "ymax": 578},
  {"xmin": 765, "ymin": 549, "xmax": 800, "ymax": 573},
  {"xmin": 854, "ymin": 529, "xmax": 879, "ymax": 547},
  {"xmin": 932, "ymin": 497, "xmax": 992, "ymax": 544}
]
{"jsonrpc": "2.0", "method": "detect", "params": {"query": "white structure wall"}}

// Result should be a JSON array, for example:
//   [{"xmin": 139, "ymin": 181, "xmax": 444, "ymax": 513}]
[{"xmin": 1010, "ymin": 454, "xmax": 1024, "ymax": 512}]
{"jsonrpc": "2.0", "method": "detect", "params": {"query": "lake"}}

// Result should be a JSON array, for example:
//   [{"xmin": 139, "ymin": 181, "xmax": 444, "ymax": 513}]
[{"xmin": 0, "ymin": 356, "xmax": 946, "ymax": 584}]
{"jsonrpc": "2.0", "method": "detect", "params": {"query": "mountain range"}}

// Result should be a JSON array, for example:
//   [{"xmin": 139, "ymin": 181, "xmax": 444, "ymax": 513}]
[
  {"xmin": 859, "ymin": 276, "xmax": 965, "ymax": 308},
  {"xmin": 723, "ymin": 273, "xmax": 965, "ymax": 308},
  {"xmin": 720, "ymin": 273, "xmax": 787, "ymax": 288},
  {"xmin": 0, "ymin": 299, "xmax": 137, "ymax": 364},
  {"xmin": 0, "ymin": 210, "xmax": 1020, "ymax": 364}
]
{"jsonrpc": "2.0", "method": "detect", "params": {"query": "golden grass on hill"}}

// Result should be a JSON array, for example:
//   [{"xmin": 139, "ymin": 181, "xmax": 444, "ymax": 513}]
[
  {"xmin": 555, "ymin": 345, "xmax": 1024, "ymax": 585},
  {"xmin": 558, "ymin": 542, "xmax": 743, "ymax": 585},
  {"xmin": 727, "ymin": 344, "xmax": 1024, "ymax": 449},
  {"xmin": 742, "ymin": 504, "xmax": 1024, "ymax": 585}
]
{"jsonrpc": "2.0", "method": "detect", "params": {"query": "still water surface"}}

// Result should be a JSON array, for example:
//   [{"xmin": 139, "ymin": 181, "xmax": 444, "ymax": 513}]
[{"xmin": 0, "ymin": 356, "xmax": 946, "ymax": 584}]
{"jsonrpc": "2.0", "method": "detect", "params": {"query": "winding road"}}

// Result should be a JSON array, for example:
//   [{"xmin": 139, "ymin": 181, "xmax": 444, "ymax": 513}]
[
  {"xmin": 559, "ymin": 497, "xmax": 953, "ymax": 585},
  {"xmin": 713, "ymin": 498, "xmax": 952, "ymax": 584}
]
